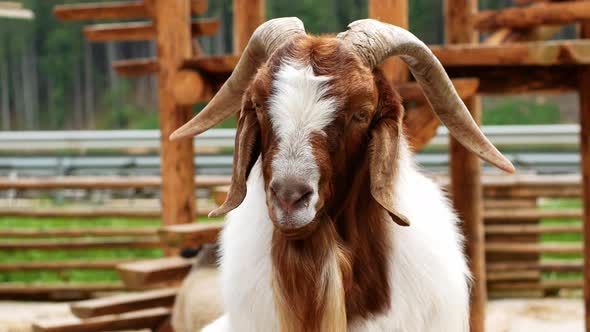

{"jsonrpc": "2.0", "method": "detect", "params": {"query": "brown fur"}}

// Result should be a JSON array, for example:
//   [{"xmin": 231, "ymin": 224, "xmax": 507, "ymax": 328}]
[{"xmin": 240, "ymin": 35, "xmax": 405, "ymax": 330}]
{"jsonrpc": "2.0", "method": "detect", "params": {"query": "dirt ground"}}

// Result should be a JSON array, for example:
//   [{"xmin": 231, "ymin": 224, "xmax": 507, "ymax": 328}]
[{"xmin": 0, "ymin": 298, "xmax": 584, "ymax": 332}]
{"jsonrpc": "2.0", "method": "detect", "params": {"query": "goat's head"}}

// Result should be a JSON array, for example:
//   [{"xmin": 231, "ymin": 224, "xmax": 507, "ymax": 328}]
[{"xmin": 171, "ymin": 18, "xmax": 515, "ymax": 239}]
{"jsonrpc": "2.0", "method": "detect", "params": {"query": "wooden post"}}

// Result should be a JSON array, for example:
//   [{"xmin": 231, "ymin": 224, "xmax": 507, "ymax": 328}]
[
  {"xmin": 445, "ymin": 0, "xmax": 486, "ymax": 331},
  {"xmin": 154, "ymin": 0, "xmax": 196, "ymax": 231},
  {"xmin": 368, "ymin": 0, "xmax": 409, "ymax": 84},
  {"xmin": 233, "ymin": 0, "xmax": 265, "ymax": 54},
  {"xmin": 580, "ymin": 21, "xmax": 590, "ymax": 332}
]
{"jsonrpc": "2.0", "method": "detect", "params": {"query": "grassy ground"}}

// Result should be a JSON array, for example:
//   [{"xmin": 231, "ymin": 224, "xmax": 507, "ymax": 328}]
[{"xmin": 0, "ymin": 199, "xmax": 581, "ymax": 284}]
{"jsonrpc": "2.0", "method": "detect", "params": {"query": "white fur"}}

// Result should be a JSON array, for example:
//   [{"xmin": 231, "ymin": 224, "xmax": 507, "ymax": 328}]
[
  {"xmin": 268, "ymin": 63, "xmax": 338, "ymax": 225},
  {"xmin": 203, "ymin": 140, "xmax": 471, "ymax": 331}
]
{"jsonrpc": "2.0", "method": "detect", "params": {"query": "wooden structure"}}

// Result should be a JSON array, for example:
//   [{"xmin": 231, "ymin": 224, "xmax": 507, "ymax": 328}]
[
  {"xmin": 26, "ymin": 0, "xmax": 590, "ymax": 331},
  {"xmin": 0, "ymin": 2, "xmax": 33, "ymax": 19}
]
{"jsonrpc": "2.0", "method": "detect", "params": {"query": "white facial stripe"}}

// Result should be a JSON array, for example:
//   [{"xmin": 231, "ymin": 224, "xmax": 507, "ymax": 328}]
[{"xmin": 267, "ymin": 62, "xmax": 337, "ymax": 225}]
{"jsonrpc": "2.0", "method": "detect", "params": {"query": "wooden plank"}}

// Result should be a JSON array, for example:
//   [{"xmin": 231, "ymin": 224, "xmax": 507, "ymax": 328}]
[
  {"xmin": 444, "ymin": 65, "xmax": 580, "ymax": 95},
  {"xmin": 154, "ymin": 0, "xmax": 196, "ymax": 237},
  {"xmin": 117, "ymin": 257, "xmax": 193, "ymax": 287},
  {"xmin": 0, "ymin": 207, "xmax": 210, "ymax": 218},
  {"xmin": 487, "ymin": 270, "xmax": 542, "ymax": 281},
  {"xmin": 432, "ymin": 41, "xmax": 590, "ymax": 66},
  {"xmin": 445, "ymin": 0, "xmax": 486, "ymax": 330},
  {"xmin": 84, "ymin": 18, "xmax": 219, "ymax": 42},
  {"xmin": 0, "ymin": 175, "xmax": 230, "ymax": 190},
  {"xmin": 71, "ymin": 288, "xmax": 177, "ymax": 318},
  {"xmin": 487, "ymin": 260, "xmax": 583, "ymax": 273},
  {"xmin": 474, "ymin": 1, "xmax": 590, "ymax": 31},
  {"xmin": 0, "ymin": 7, "xmax": 33, "ymax": 19},
  {"xmin": 489, "ymin": 279, "xmax": 582, "ymax": 290},
  {"xmin": 0, "ymin": 228, "xmax": 157, "ymax": 238},
  {"xmin": 33, "ymin": 308, "xmax": 170, "ymax": 332},
  {"xmin": 158, "ymin": 222, "xmax": 223, "ymax": 247},
  {"xmin": 233, "ymin": 0, "xmax": 265, "ymax": 53},
  {"xmin": 486, "ymin": 243, "xmax": 583, "ymax": 254},
  {"xmin": 485, "ymin": 208, "xmax": 582, "ymax": 221},
  {"xmin": 54, "ymin": 0, "xmax": 207, "ymax": 21},
  {"xmin": 369, "ymin": 0, "xmax": 409, "ymax": 84},
  {"xmin": 0, "ymin": 283, "xmax": 131, "ymax": 301},
  {"xmin": 0, "ymin": 239, "xmax": 162, "ymax": 251},
  {"xmin": 0, "ymin": 260, "xmax": 134, "ymax": 271},
  {"xmin": 112, "ymin": 58, "xmax": 159, "ymax": 76},
  {"xmin": 396, "ymin": 78, "xmax": 480, "ymax": 104},
  {"xmin": 580, "ymin": 20, "xmax": 590, "ymax": 332},
  {"xmin": 485, "ymin": 224, "xmax": 582, "ymax": 235},
  {"xmin": 184, "ymin": 54, "xmax": 239, "ymax": 74}
]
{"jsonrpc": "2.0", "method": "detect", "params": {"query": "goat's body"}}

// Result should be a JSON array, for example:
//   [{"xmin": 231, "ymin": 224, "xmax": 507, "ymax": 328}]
[{"xmin": 203, "ymin": 142, "xmax": 470, "ymax": 332}]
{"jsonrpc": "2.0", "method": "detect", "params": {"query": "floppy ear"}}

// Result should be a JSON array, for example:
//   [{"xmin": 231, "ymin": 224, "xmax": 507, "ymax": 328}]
[
  {"xmin": 368, "ymin": 72, "xmax": 411, "ymax": 227},
  {"xmin": 209, "ymin": 97, "xmax": 261, "ymax": 217}
]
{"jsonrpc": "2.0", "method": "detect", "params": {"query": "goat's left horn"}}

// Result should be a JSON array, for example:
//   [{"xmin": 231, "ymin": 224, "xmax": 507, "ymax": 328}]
[
  {"xmin": 337, "ymin": 19, "xmax": 515, "ymax": 174},
  {"xmin": 170, "ymin": 17, "xmax": 306, "ymax": 140}
]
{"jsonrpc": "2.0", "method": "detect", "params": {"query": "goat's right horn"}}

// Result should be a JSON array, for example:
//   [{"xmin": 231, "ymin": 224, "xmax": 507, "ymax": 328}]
[
  {"xmin": 170, "ymin": 17, "xmax": 306, "ymax": 140},
  {"xmin": 337, "ymin": 19, "xmax": 515, "ymax": 174}
]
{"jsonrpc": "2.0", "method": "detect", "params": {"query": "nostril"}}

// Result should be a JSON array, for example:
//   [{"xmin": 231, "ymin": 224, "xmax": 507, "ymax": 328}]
[{"xmin": 270, "ymin": 178, "xmax": 313, "ymax": 211}]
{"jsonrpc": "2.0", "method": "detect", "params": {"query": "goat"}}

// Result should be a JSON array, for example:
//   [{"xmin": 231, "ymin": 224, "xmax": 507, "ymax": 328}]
[{"xmin": 171, "ymin": 17, "xmax": 515, "ymax": 332}]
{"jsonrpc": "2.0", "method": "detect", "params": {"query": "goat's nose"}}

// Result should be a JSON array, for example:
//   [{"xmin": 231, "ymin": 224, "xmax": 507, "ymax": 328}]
[{"xmin": 270, "ymin": 178, "xmax": 313, "ymax": 212}]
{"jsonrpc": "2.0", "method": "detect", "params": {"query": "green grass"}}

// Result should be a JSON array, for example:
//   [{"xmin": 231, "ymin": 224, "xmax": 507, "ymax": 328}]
[{"xmin": 0, "ymin": 216, "xmax": 218, "ymax": 284}]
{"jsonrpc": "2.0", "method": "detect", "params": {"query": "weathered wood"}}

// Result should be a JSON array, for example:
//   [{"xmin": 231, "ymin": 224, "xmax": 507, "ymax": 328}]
[
  {"xmin": 112, "ymin": 58, "xmax": 159, "ymax": 76},
  {"xmin": 445, "ymin": 0, "xmax": 485, "ymax": 330},
  {"xmin": 489, "ymin": 280, "xmax": 583, "ymax": 291},
  {"xmin": 158, "ymin": 222, "xmax": 223, "ymax": 248},
  {"xmin": 487, "ymin": 270, "xmax": 541, "ymax": 281},
  {"xmin": 432, "ymin": 41, "xmax": 590, "ymax": 66},
  {"xmin": 0, "ymin": 283, "xmax": 132, "ymax": 301},
  {"xmin": 487, "ymin": 260, "xmax": 583, "ymax": 273},
  {"xmin": 0, "ymin": 175, "xmax": 231, "ymax": 190},
  {"xmin": 474, "ymin": 1, "xmax": 590, "ymax": 31},
  {"xmin": 0, "ymin": 239, "xmax": 162, "ymax": 251},
  {"xmin": 183, "ymin": 54, "xmax": 239, "ymax": 74},
  {"xmin": 0, "ymin": 261, "xmax": 134, "ymax": 271},
  {"xmin": 484, "ymin": 26, "xmax": 563, "ymax": 45},
  {"xmin": 445, "ymin": 65, "xmax": 580, "ymax": 95},
  {"xmin": 71, "ymin": 288, "xmax": 177, "ymax": 318},
  {"xmin": 486, "ymin": 242, "xmax": 583, "ymax": 254},
  {"xmin": 0, "ymin": 228, "xmax": 156, "ymax": 238},
  {"xmin": 485, "ymin": 208, "xmax": 582, "ymax": 221},
  {"xmin": 369, "ymin": 0, "xmax": 409, "ymax": 84},
  {"xmin": 117, "ymin": 257, "xmax": 193, "ymax": 287},
  {"xmin": 485, "ymin": 224, "xmax": 582, "ymax": 235},
  {"xmin": 0, "ymin": 207, "xmax": 209, "ymax": 218},
  {"xmin": 172, "ymin": 70, "xmax": 206, "ymax": 106},
  {"xmin": 154, "ymin": 0, "xmax": 196, "ymax": 235},
  {"xmin": 580, "ymin": 20, "xmax": 590, "ymax": 332},
  {"xmin": 84, "ymin": 18, "xmax": 219, "ymax": 42},
  {"xmin": 233, "ymin": 0, "xmax": 265, "ymax": 53},
  {"xmin": 54, "ymin": 0, "xmax": 208, "ymax": 21},
  {"xmin": 33, "ymin": 308, "xmax": 170, "ymax": 332},
  {"xmin": 397, "ymin": 78, "xmax": 479, "ymax": 104}
]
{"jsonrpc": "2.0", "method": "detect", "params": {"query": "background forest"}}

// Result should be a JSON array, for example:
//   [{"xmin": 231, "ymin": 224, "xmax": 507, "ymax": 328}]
[{"xmin": 0, "ymin": 0, "xmax": 579, "ymax": 131}]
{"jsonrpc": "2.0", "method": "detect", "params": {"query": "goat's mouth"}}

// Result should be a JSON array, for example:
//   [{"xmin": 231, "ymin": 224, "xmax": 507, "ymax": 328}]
[{"xmin": 266, "ymin": 189, "xmax": 322, "ymax": 240}]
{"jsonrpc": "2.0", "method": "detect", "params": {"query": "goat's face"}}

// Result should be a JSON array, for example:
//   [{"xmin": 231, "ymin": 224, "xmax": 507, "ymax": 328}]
[{"xmin": 245, "ymin": 36, "xmax": 401, "ymax": 238}]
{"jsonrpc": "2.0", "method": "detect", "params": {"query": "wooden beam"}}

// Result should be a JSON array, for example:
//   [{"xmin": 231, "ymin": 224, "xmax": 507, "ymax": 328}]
[
  {"xmin": 33, "ymin": 308, "xmax": 170, "ymax": 332},
  {"xmin": 0, "ymin": 207, "xmax": 210, "ymax": 218},
  {"xmin": 485, "ymin": 208, "xmax": 582, "ymax": 221},
  {"xmin": 486, "ymin": 243, "xmax": 582, "ymax": 254},
  {"xmin": 489, "ymin": 280, "xmax": 582, "ymax": 291},
  {"xmin": 233, "ymin": 0, "xmax": 265, "ymax": 53},
  {"xmin": 397, "ymin": 78, "xmax": 480, "ymax": 105},
  {"xmin": 117, "ymin": 257, "xmax": 193, "ymax": 287},
  {"xmin": 154, "ymin": 0, "xmax": 196, "ymax": 236},
  {"xmin": 445, "ymin": 0, "xmax": 486, "ymax": 331},
  {"xmin": 71, "ymin": 288, "xmax": 177, "ymax": 318},
  {"xmin": 432, "ymin": 40, "xmax": 590, "ymax": 66},
  {"xmin": 172, "ymin": 70, "xmax": 206, "ymax": 106},
  {"xmin": 474, "ymin": 1, "xmax": 590, "ymax": 31},
  {"xmin": 158, "ymin": 222, "xmax": 223, "ymax": 248},
  {"xmin": 84, "ymin": 18, "xmax": 219, "ymax": 42},
  {"xmin": 0, "ymin": 283, "xmax": 136, "ymax": 301},
  {"xmin": 0, "ymin": 228, "xmax": 156, "ymax": 238},
  {"xmin": 0, "ymin": 261, "xmax": 134, "ymax": 271},
  {"xmin": 54, "ymin": 0, "xmax": 208, "ymax": 21},
  {"xmin": 444, "ymin": 65, "xmax": 580, "ymax": 95},
  {"xmin": 0, "ymin": 175, "xmax": 230, "ymax": 190},
  {"xmin": 485, "ymin": 224, "xmax": 582, "ymax": 235},
  {"xmin": 183, "ymin": 54, "xmax": 239, "ymax": 74},
  {"xmin": 0, "ymin": 7, "xmax": 33, "ymax": 19},
  {"xmin": 487, "ymin": 260, "xmax": 583, "ymax": 273},
  {"xmin": 0, "ymin": 239, "xmax": 162, "ymax": 251},
  {"xmin": 369, "ymin": 0, "xmax": 409, "ymax": 84},
  {"xmin": 113, "ymin": 58, "xmax": 159, "ymax": 76},
  {"xmin": 580, "ymin": 20, "xmax": 590, "ymax": 332}
]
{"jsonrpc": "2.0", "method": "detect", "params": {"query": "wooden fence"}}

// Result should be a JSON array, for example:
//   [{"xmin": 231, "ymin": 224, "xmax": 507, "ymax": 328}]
[{"xmin": 0, "ymin": 173, "xmax": 582, "ymax": 299}]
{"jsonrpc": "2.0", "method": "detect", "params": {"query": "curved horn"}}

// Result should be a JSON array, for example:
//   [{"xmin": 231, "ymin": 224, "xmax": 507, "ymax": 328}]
[
  {"xmin": 170, "ymin": 17, "xmax": 306, "ymax": 140},
  {"xmin": 337, "ymin": 19, "xmax": 515, "ymax": 173}
]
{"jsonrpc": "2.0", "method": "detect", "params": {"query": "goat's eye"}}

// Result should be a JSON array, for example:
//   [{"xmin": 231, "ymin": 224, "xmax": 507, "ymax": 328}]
[
  {"xmin": 253, "ymin": 102, "xmax": 262, "ymax": 111},
  {"xmin": 353, "ymin": 112, "xmax": 369, "ymax": 123}
]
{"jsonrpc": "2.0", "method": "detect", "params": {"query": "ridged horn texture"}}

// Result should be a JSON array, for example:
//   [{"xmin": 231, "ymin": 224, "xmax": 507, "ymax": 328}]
[
  {"xmin": 337, "ymin": 19, "xmax": 515, "ymax": 173},
  {"xmin": 170, "ymin": 17, "xmax": 306, "ymax": 140}
]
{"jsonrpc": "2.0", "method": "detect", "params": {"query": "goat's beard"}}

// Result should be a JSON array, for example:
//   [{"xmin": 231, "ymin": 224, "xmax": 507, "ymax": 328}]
[{"xmin": 271, "ymin": 216, "xmax": 353, "ymax": 332}]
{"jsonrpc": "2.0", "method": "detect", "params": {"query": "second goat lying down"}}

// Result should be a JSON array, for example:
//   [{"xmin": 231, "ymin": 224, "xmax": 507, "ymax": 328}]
[{"xmin": 171, "ymin": 17, "xmax": 515, "ymax": 332}]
